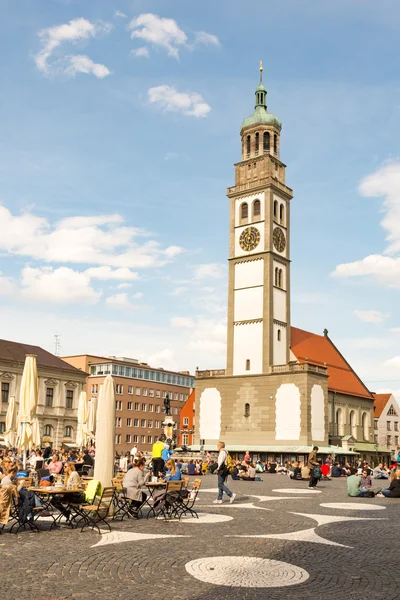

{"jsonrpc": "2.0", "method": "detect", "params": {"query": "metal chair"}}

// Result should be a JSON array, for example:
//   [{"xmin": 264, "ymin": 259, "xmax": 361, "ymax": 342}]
[
  {"xmin": 174, "ymin": 478, "xmax": 202, "ymax": 520},
  {"xmin": 79, "ymin": 487, "xmax": 115, "ymax": 534}
]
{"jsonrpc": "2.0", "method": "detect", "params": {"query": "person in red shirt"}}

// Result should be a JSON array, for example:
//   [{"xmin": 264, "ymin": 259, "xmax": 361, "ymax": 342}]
[{"xmin": 321, "ymin": 462, "xmax": 330, "ymax": 480}]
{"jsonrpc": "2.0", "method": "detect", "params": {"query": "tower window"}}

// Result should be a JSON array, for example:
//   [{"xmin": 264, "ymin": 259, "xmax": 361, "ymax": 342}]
[
  {"xmin": 241, "ymin": 203, "xmax": 248, "ymax": 222},
  {"xmin": 274, "ymin": 134, "xmax": 278, "ymax": 155},
  {"xmin": 277, "ymin": 329, "xmax": 281, "ymax": 341},
  {"xmin": 273, "ymin": 200, "xmax": 278, "ymax": 219},
  {"xmin": 245, "ymin": 359, "xmax": 250, "ymax": 371},
  {"xmin": 244, "ymin": 403, "xmax": 250, "ymax": 417},
  {"xmin": 255, "ymin": 132, "xmax": 259, "ymax": 154},
  {"xmin": 278, "ymin": 269, "xmax": 283, "ymax": 288},
  {"xmin": 280, "ymin": 203, "xmax": 285, "ymax": 224},
  {"xmin": 246, "ymin": 135, "xmax": 251, "ymax": 155},
  {"xmin": 263, "ymin": 132, "xmax": 270, "ymax": 152},
  {"xmin": 274, "ymin": 267, "xmax": 279, "ymax": 287},
  {"xmin": 253, "ymin": 199, "xmax": 261, "ymax": 219}
]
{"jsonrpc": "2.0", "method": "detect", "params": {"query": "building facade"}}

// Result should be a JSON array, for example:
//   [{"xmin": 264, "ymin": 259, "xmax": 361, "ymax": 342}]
[
  {"xmin": 373, "ymin": 394, "xmax": 400, "ymax": 460},
  {"xmin": 62, "ymin": 354, "xmax": 194, "ymax": 454},
  {"xmin": 0, "ymin": 339, "xmax": 86, "ymax": 447},
  {"xmin": 179, "ymin": 390, "xmax": 195, "ymax": 447},
  {"xmin": 193, "ymin": 66, "xmax": 380, "ymax": 462}
]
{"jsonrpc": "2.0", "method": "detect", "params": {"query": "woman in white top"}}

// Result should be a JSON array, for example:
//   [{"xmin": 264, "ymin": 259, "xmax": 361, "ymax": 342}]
[{"xmin": 64, "ymin": 462, "xmax": 82, "ymax": 490}]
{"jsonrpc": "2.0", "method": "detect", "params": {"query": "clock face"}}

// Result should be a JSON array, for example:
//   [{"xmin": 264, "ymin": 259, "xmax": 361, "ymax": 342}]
[
  {"xmin": 273, "ymin": 227, "xmax": 286, "ymax": 253},
  {"xmin": 239, "ymin": 226, "xmax": 260, "ymax": 252}
]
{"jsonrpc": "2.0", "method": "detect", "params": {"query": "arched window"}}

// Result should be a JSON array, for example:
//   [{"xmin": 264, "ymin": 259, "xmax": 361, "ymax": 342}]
[
  {"xmin": 44, "ymin": 424, "xmax": 53, "ymax": 437},
  {"xmin": 274, "ymin": 134, "xmax": 278, "ymax": 154},
  {"xmin": 273, "ymin": 200, "xmax": 278, "ymax": 219},
  {"xmin": 241, "ymin": 202, "xmax": 248, "ymax": 222},
  {"xmin": 255, "ymin": 132, "xmax": 259, "ymax": 154},
  {"xmin": 274, "ymin": 267, "xmax": 279, "ymax": 286},
  {"xmin": 253, "ymin": 199, "xmax": 261, "ymax": 219},
  {"xmin": 65, "ymin": 426, "xmax": 72, "ymax": 438},
  {"xmin": 279, "ymin": 203, "xmax": 285, "ymax": 224},
  {"xmin": 362, "ymin": 412, "xmax": 369, "ymax": 440},
  {"xmin": 277, "ymin": 329, "xmax": 281, "ymax": 341},
  {"xmin": 246, "ymin": 135, "xmax": 251, "ymax": 155},
  {"xmin": 278, "ymin": 269, "xmax": 283, "ymax": 288},
  {"xmin": 244, "ymin": 403, "xmax": 250, "ymax": 417},
  {"xmin": 245, "ymin": 359, "xmax": 250, "ymax": 371},
  {"xmin": 336, "ymin": 408, "xmax": 344, "ymax": 436},
  {"xmin": 263, "ymin": 131, "xmax": 270, "ymax": 152}
]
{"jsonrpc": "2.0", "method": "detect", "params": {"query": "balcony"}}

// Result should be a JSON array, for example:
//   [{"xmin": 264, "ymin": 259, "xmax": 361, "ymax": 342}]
[
  {"xmin": 196, "ymin": 369, "xmax": 226, "ymax": 379},
  {"xmin": 271, "ymin": 362, "xmax": 328, "ymax": 375}
]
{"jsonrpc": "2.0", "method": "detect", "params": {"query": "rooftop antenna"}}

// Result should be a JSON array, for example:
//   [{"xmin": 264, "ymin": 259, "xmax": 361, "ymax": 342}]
[{"xmin": 54, "ymin": 334, "xmax": 61, "ymax": 356}]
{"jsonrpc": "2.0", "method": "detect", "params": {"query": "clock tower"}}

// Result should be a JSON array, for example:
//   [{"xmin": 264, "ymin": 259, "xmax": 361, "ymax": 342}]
[{"xmin": 226, "ymin": 63, "xmax": 293, "ymax": 376}]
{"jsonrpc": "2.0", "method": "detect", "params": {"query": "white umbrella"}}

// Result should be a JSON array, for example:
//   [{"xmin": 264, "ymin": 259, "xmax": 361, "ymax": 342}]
[
  {"xmin": 93, "ymin": 375, "xmax": 116, "ymax": 489},
  {"xmin": 4, "ymin": 395, "xmax": 16, "ymax": 448},
  {"xmin": 32, "ymin": 417, "xmax": 41, "ymax": 448},
  {"xmin": 16, "ymin": 354, "xmax": 39, "ymax": 453},
  {"xmin": 88, "ymin": 394, "xmax": 98, "ymax": 441},
  {"xmin": 76, "ymin": 390, "xmax": 89, "ymax": 448}
]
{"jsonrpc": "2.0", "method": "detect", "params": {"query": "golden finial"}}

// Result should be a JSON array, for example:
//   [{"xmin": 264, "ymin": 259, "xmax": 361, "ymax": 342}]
[{"xmin": 259, "ymin": 59, "xmax": 263, "ymax": 83}]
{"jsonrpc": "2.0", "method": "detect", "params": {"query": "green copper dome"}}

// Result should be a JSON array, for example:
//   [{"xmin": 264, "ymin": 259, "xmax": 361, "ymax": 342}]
[{"xmin": 240, "ymin": 64, "xmax": 282, "ymax": 133}]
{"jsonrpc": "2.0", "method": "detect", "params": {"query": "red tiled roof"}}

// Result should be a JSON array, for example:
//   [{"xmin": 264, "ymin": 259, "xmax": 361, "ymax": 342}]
[
  {"xmin": 372, "ymin": 393, "xmax": 392, "ymax": 418},
  {"xmin": 290, "ymin": 327, "xmax": 373, "ymax": 400}
]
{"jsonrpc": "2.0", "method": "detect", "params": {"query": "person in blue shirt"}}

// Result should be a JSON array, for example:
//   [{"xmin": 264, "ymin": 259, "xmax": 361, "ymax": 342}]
[
  {"xmin": 165, "ymin": 459, "xmax": 181, "ymax": 481},
  {"xmin": 162, "ymin": 444, "xmax": 173, "ymax": 462}
]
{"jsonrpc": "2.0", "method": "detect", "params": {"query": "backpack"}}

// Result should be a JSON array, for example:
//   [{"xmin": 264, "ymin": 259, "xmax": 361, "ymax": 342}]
[
  {"xmin": 313, "ymin": 465, "xmax": 322, "ymax": 479},
  {"xmin": 225, "ymin": 452, "xmax": 235, "ymax": 474}
]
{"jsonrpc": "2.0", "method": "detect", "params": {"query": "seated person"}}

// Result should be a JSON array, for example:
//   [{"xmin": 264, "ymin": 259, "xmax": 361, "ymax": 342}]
[
  {"xmin": 1, "ymin": 465, "xmax": 18, "ymax": 486},
  {"xmin": 380, "ymin": 469, "xmax": 400, "ymax": 497},
  {"xmin": 231, "ymin": 462, "xmax": 242, "ymax": 480},
  {"xmin": 321, "ymin": 463, "xmax": 331, "ymax": 480},
  {"xmin": 276, "ymin": 463, "xmax": 287, "ymax": 475},
  {"xmin": 46, "ymin": 454, "xmax": 63, "ymax": 475},
  {"xmin": 164, "ymin": 459, "xmax": 181, "ymax": 481},
  {"xmin": 347, "ymin": 468, "xmax": 377, "ymax": 497},
  {"xmin": 15, "ymin": 462, "xmax": 29, "ymax": 479},
  {"xmin": 373, "ymin": 463, "xmax": 389, "ymax": 479},
  {"xmin": 268, "ymin": 461, "xmax": 277, "ymax": 474},
  {"xmin": 187, "ymin": 460, "xmax": 196, "ymax": 476},
  {"xmin": 331, "ymin": 462, "xmax": 342, "ymax": 477},
  {"xmin": 255, "ymin": 460, "xmax": 264, "ymax": 473},
  {"xmin": 209, "ymin": 461, "xmax": 218, "ymax": 474},
  {"xmin": 301, "ymin": 464, "xmax": 310, "ymax": 480},
  {"xmin": 290, "ymin": 462, "xmax": 302, "ymax": 480},
  {"xmin": 123, "ymin": 458, "xmax": 150, "ymax": 516},
  {"xmin": 52, "ymin": 463, "xmax": 84, "ymax": 521}
]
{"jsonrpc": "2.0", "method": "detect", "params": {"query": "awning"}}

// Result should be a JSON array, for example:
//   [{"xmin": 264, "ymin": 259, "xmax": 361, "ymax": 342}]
[
  {"xmin": 354, "ymin": 443, "xmax": 391, "ymax": 453},
  {"xmin": 190, "ymin": 444, "xmax": 359, "ymax": 455}
]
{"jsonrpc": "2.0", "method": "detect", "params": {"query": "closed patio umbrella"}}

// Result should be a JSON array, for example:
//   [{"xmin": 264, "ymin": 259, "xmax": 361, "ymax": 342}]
[
  {"xmin": 4, "ymin": 395, "xmax": 16, "ymax": 448},
  {"xmin": 16, "ymin": 354, "xmax": 39, "ymax": 455},
  {"xmin": 88, "ymin": 394, "xmax": 98, "ymax": 441},
  {"xmin": 32, "ymin": 417, "xmax": 41, "ymax": 448},
  {"xmin": 93, "ymin": 375, "xmax": 116, "ymax": 489},
  {"xmin": 76, "ymin": 390, "xmax": 89, "ymax": 448}
]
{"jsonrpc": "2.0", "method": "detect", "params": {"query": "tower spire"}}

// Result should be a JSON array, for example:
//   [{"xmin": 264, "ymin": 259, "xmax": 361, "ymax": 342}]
[{"xmin": 259, "ymin": 59, "xmax": 263, "ymax": 84}]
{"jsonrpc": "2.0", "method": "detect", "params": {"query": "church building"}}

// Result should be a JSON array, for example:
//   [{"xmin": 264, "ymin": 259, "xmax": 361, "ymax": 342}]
[{"xmin": 193, "ymin": 65, "xmax": 389, "ymax": 464}]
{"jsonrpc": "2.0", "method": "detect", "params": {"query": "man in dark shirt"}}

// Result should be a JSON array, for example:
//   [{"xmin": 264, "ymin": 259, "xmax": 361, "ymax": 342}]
[{"xmin": 83, "ymin": 450, "xmax": 94, "ymax": 467}]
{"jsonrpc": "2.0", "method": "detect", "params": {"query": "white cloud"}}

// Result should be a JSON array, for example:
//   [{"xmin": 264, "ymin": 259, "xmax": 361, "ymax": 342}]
[
  {"xmin": 85, "ymin": 266, "xmax": 139, "ymax": 280},
  {"xmin": 194, "ymin": 263, "xmax": 225, "ymax": 279},
  {"xmin": 171, "ymin": 315, "xmax": 227, "ymax": 363},
  {"xmin": 132, "ymin": 291, "xmax": 143, "ymax": 299},
  {"xmin": 132, "ymin": 47, "xmax": 149, "ymax": 58},
  {"xmin": 0, "ymin": 205, "xmax": 183, "ymax": 270},
  {"xmin": 115, "ymin": 11, "xmax": 127, "ymax": 19},
  {"xmin": 117, "ymin": 282, "xmax": 132, "ymax": 289},
  {"xmin": 333, "ymin": 162, "xmax": 400, "ymax": 287},
  {"xmin": 170, "ymin": 286, "xmax": 187, "ymax": 296},
  {"xmin": 148, "ymin": 85, "xmax": 211, "ymax": 118},
  {"xmin": 65, "ymin": 55, "xmax": 110, "ymax": 79},
  {"xmin": 0, "ymin": 273, "xmax": 15, "ymax": 296},
  {"xmin": 106, "ymin": 293, "xmax": 135, "ymax": 309},
  {"xmin": 21, "ymin": 266, "xmax": 101, "ymax": 304},
  {"xmin": 128, "ymin": 13, "xmax": 187, "ymax": 59},
  {"xmin": 353, "ymin": 309, "xmax": 389, "ymax": 324},
  {"xmin": 34, "ymin": 17, "xmax": 112, "ymax": 77},
  {"xmin": 171, "ymin": 316, "xmax": 195, "ymax": 328},
  {"xmin": 194, "ymin": 31, "xmax": 220, "ymax": 46},
  {"xmin": 164, "ymin": 245, "xmax": 184, "ymax": 258},
  {"xmin": 333, "ymin": 254, "xmax": 400, "ymax": 288},
  {"xmin": 147, "ymin": 348, "xmax": 176, "ymax": 370},
  {"xmin": 383, "ymin": 356, "xmax": 400, "ymax": 372}
]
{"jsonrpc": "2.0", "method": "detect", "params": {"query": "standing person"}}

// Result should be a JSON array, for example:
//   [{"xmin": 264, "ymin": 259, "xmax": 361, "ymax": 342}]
[
  {"xmin": 152, "ymin": 436, "xmax": 165, "ymax": 479},
  {"xmin": 213, "ymin": 441, "xmax": 236, "ymax": 504},
  {"xmin": 130, "ymin": 444, "xmax": 138, "ymax": 459},
  {"xmin": 307, "ymin": 446, "xmax": 320, "ymax": 489},
  {"xmin": 244, "ymin": 451, "xmax": 251, "ymax": 465}
]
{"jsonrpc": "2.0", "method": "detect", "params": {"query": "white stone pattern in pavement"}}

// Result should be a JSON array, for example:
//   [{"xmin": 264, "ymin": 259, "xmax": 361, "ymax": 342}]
[
  {"xmin": 272, "ymin": 488, "xmax": 322, "ymax": 494},
  {"xmin": 170, "ymin": 512, "xmax": 234, "ymax": 523},
  {"xmin": 320, "ymin": 503, "xmax": 386, "ymax": 511},
  {"xmin": 185, "ymin": 556, "xmax": 310, "ymax": 588},
  {"xmin": 291, "ymin": 512, "xmax": 388, "ymax": 525},
  {"xmin": 229, "ymin": 528, "xmax": 351, "ymax": 547},
  {"xmin": 202, "ymin": 502, "xmax": 272, "ymax": 510},
  {"xmin": 91, "ymin": 531, "xmax": 190, "ymax": 548}
]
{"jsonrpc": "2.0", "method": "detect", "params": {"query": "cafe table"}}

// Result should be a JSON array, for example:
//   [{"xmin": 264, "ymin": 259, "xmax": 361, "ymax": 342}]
[
  {"xmin": 144, "ymin": 481, "xmax": 167, "ymax": 519},
  {"xmin": 28, "ymin": 487, "xmax": 84, "ymax": 529}
]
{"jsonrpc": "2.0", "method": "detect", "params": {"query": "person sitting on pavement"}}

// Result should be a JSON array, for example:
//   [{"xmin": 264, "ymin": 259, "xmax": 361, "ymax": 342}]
[
  {"xmin": 255, "ymin": 460, "xmax": 264, "ymax": 473},
  {"xmin": 290, "ymin": 461, "xmax": 302, "ymax": 480},
  {"xmin": 268, "ymin": 461, "xmax": 277, "ymax": 474},
  {"xmin": 373, "ymin": 463, "xmax": 389, "ymax": 479},
  {"xmin": 347, "ymin": 467, "xmax": 378, "ymax": 497},
  {"xmin": 379, "ymin": 469, "xmax": 400, "ymax": 497},
  {"xmin": 331, "ymin": 462, "xmax": 343, "ymax": 477},
  {"xmin": 231, "ymin": 462, "xmax": 242, "ymax": 481},
  {"xmin": 321, "ymin": 462, "xmax": 331, "ymax": 480},
  {"xmin": 187, "ymin": 460, "xmax": 196, "ymax": 476}
]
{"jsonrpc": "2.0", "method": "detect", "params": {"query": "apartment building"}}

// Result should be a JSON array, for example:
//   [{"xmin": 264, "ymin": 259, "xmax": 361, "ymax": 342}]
[{"xmin": 62, "ymin": 354, "xmax": 194, "ymax": 453}]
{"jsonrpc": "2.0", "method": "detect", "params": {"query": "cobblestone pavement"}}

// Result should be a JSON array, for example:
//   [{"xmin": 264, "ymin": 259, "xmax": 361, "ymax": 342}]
[{"xmin": 2, "ymin": 475, "xmax": 400, "ymax": 600}]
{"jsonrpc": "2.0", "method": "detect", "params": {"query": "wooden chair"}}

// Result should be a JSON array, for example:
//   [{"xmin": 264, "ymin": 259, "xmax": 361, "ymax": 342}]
[
  {"xmin": 155, "ymin": 480, "xmax": 184, "ymax": 520},
  {"xmin": 182, "ymin": 477, "xmax": 190, "ymax": 489},
  {"xmin": 16, "ymin": 477, "xmax": 33, "ymax": 489},
  {"xmin": 174, "ymin": 478, "xmax": 202, "ymax": 520},
  {"xmin": 79, "ymin": 487, "xmax": 115, "ymax": 534}
]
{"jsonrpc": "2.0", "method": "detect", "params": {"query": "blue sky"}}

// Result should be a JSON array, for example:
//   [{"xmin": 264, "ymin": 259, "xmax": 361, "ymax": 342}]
[{"xmin": 1, "ymin": 0, "xmax": 400, "ymax": 397}]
